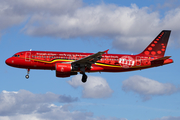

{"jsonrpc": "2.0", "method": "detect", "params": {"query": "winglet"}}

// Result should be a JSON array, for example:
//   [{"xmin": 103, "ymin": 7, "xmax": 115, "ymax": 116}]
[{"xmin": 104, "ymin": 49, "xmax": 109, "ymax": 54}]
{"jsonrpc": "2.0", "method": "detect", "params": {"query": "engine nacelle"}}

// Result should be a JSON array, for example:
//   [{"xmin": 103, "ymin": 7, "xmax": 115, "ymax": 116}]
[
  {"xmin": 56, "ymin": 63, "xmax": 72, "ymax": 73},
  {"xmin": 56, "ymin": 63, "xmax": 72, "ymax": 77}
]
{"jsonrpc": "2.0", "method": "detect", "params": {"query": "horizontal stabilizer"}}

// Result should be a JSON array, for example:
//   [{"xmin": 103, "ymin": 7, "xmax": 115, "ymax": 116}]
[
  {"xmin": 151, "ymin": 56, "xmax": 171, "ymax": 62},
  {"xmin": 151, "ymin": 56, "xmax": 171, "ymax": 66}
]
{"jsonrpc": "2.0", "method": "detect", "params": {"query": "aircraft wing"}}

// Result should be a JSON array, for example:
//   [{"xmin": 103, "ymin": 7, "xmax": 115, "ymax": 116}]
[{"xmin": 72, "ymin": 51, "xmax": 106, "ymax": 65}]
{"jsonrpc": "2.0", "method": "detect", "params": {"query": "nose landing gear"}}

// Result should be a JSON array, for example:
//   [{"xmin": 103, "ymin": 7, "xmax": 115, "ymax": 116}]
[
  {"xmin": 25, "ymin": 75, "xmax": 29, "ymax": 79},
  {"xmin": 25, "ymin": 69, "xmax": 30, "ymax": 79}
]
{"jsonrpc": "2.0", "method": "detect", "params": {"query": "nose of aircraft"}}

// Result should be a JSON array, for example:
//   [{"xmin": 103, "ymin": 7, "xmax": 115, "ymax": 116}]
[{"xmin": 5, "ymin": 58, "xmax": 14, "ymax": 66}]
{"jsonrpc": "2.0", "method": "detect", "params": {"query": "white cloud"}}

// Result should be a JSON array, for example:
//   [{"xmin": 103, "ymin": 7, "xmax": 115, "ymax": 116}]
[
  {"xmin": 151, "ymin": 116, "xmax": 180, "ymax": 120},
  {"xmin": 0, "ymin": 3, "xmax": 25, "ymax": 32},
  {"xmin": 122, "ymin": 75, "xmax": 180, "ymax": 101},
  {"xmin": 0, "ymin": 0, "xmax": 82, "ymax": 36},
  {"xmin": 1, "ymin": 0, "xmax": 82, "ymax": 15},
  {"xmin": 0, "ymin": 90, "xmax": 126, "ymax": 120},
  {"xmin": 22, "ymin": 4, "xmax": 160, "ymax": 52},
  {"xmin": 0, "ymin": 89, "xmax": 78, "ymax": 116},
  {"xmin": 68, "ymin": 75, "xmax": 113, "ymax": 98},
  {"xmin": 1, "ymin": 0, "xmax": 180, "ymax": 51}
]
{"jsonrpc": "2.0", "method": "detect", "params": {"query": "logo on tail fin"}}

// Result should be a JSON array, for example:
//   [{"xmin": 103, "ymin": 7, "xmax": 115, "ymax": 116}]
[{"xmin": 140, "ymin": 30, "xmax": 171, "ymax": 57}]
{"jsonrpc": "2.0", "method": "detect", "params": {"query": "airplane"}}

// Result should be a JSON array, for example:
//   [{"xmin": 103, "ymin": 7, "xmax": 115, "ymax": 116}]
[{"xmin": 5, "ymin": 30, "xmax": 173, "ymax": 83}]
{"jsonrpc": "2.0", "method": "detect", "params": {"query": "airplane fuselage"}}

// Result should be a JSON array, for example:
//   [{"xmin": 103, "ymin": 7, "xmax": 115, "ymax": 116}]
[
  {"xmin": 5, "ymin": 30, "xmax": 174, "ymax": 82},
  {"xmin": 6, "ymin": 51, "xmax": 173, "ymax": 72}
]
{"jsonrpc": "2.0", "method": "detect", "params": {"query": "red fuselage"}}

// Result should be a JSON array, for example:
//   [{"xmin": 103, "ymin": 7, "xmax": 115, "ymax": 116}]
[
  {"xmin": 5, "ymin": 30, "xmax": 173, "ymax": 82},
  {"xmin": 5, "ymin": 51, "xmax": 173, "ymax": 72}
]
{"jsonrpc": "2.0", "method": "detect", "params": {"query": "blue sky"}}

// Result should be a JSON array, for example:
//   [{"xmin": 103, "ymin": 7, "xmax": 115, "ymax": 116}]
[{"xmin": 1, "ymin": 0, "xmax": 180, "ymax": 120}]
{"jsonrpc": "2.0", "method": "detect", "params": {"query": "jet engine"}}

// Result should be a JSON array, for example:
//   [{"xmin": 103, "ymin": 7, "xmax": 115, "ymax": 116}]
[{"xmin": 55, "ymin": 63, "xmax": 77, "ymax": 77}]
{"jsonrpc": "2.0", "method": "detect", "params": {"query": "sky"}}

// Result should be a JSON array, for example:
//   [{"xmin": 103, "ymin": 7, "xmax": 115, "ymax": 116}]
[{"xmin": 1, "ymin": 0, "xmax": 180, "ymax": 120}]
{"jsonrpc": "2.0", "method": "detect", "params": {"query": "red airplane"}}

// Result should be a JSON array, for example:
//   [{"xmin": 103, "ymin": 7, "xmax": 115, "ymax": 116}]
[{"xmin": 6, "ymin": 30, "xmax": 173, "ymax": 83}]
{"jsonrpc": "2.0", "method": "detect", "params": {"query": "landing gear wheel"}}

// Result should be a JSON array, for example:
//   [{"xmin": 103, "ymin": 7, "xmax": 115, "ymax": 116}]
[
  {"xmin": 25, "ymin": 69, "xmax": 30, "ymax": 79},
  {"xmin": 25, "ymin": 75, "xmax": 29, "ymax": 79},
  {"xmin": 82, "ymin": 73, "xmax": 87, "ymax": 83}
]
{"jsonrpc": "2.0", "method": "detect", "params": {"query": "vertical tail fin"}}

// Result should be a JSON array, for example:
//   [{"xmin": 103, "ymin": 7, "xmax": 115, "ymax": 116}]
[{"xmin": 139, "ymin": 30, "xmax": 171, "ymax": 57}]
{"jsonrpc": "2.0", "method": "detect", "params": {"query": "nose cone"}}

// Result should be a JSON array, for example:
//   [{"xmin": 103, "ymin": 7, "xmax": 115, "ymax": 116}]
[{"xmin": 5, "ymin": 58, "xmax": 14, "ymax": 66}]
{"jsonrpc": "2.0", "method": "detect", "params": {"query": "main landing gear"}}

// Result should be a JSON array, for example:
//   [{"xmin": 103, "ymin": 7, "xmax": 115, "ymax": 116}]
[
  {"xmin": 80, "ymin": 67, "xmax": 88, "ymax": 83},
  {"xmin": 25, "ymin": 69, "xmax": 30, "ymax": 79},
  {"xmin": 82, "ymin": 73, "xmax": 87, "ymax": 83}
]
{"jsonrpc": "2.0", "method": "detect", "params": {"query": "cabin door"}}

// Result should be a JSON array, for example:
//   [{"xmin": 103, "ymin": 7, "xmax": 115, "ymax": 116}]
[{"xmin": 25, "ymin": 52, "xmax": 31, "ymax": 62}]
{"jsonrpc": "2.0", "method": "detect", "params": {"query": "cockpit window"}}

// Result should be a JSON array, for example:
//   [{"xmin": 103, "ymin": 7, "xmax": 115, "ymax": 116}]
[
  {"xmin": 13, "ymin": 54, "xmax": 18, "ymax": 57},
  {"xmin": 12, "ymin": 54, "xmax": 20, "ymax": 57}
]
